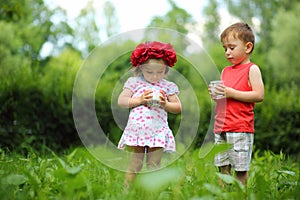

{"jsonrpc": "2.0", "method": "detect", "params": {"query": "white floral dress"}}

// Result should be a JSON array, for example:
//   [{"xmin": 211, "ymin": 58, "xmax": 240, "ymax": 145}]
[{"xmin": 118, "ymin": 76, "xmax": 179, "ymax": 152}]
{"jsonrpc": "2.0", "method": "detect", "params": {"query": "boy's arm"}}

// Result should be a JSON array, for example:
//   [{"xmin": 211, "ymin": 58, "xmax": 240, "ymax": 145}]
[{"xmin": 225, "ymin": 65, "xmax": 264, "ymax": 103}]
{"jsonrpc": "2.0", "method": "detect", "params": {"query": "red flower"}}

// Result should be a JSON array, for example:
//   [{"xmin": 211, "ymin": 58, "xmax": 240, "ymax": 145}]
[{"xmin": 130, "ymin": 41, "xmax": 177, "ymax": 67}]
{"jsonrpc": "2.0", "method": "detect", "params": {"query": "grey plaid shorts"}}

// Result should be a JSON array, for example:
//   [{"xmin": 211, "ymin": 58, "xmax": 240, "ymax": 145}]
[{"xmin": 214, "ymin": 132, "xmax": 254, "ymax": 171}]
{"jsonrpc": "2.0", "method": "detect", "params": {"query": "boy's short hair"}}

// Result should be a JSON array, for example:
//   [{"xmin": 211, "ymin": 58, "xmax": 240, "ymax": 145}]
[{"xmin": 220, "ymin": 22, "xmax": 255, "ymax": 53}]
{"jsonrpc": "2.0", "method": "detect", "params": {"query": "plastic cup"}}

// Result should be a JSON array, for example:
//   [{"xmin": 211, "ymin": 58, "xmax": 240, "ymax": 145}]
[
  {"xmin": 210, "ymin": 80, "xmax": 224, "ymax": 99},
  {"xmin": 149, "ymin": 89, "xmax": 161, "ymax": 107},
  {"xmin": 152, "ymin": 90, "xmax": 161, "ymax": 101}
]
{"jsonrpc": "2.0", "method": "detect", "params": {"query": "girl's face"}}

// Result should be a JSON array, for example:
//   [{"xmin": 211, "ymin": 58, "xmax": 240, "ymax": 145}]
[
  {"xmin": 140, "ymin": 59, "xmax": 167, "ymax": 83},
  {"xmin": 222, "ymin": 34, "xmax": 253, "ymax": 65}
]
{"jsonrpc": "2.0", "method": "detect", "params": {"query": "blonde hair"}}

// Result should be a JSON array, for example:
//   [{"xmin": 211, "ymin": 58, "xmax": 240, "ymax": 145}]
[{"xmin": 131, "ymin": 58, "xmax": 170, "ymax": 77}]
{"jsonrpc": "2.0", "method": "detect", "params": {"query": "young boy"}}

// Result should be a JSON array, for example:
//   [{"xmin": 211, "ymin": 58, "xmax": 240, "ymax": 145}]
[{"xmin": 209, "ymin": 22, "xmax": 264, "ymax": 185}]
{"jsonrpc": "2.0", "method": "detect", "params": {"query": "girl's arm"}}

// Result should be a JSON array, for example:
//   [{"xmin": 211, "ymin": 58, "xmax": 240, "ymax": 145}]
[
  {"xmin": 118, "ymin": 88, "xmax": 152, "ymax": 108},
  {"xmin": 161, "ymin": 93, "xmax": 182, "ymax": 114},
  {"xmin": 225, "ymin": 65, "xmax": 264, "ymax": 103}
]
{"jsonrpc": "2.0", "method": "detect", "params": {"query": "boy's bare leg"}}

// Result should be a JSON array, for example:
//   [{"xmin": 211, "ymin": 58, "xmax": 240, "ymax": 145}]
[
  {"xmin": 236, "ymin": 171, "xmax": 248, "ymax": 185},
  {"xmin": 218, "ymin": 165, "xmax": 232, "ymax": 186},
  {"xmin": 219, "ymin": 166, "xmax": 248, "ymax": 185},
  {"xmin": 219, "ymin": 165, "xmax": 232, "ymax": 175}
]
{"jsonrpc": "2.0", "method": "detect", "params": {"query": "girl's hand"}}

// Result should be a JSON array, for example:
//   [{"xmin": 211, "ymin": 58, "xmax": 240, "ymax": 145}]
[
  {"xmin": 159, "ymin": 90, "xmax": 167, "ymax": 105},
  {"xmin": 118, "ymin": 88, "xmax": 153, "ymax": 108},
  {"xmin": 139, "ymin": 90, "xmax": 153, "ymax": 104},
  {"xmin": 159, "ymin": 90, "xmax": 181, "ymax": 114}
]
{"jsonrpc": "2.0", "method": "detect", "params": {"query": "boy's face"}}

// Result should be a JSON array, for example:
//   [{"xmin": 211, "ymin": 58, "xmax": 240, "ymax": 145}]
[
  {"xmin": 140, "ymin": 59, "xmax": 167, "ymax": 83},
  {"xmin": 222, "ymin": 34, "xmax": 253, "ymax": 65}
]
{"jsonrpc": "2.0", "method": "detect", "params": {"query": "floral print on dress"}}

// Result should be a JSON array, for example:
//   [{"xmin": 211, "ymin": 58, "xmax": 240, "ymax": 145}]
[{"xmin": 118, "ymin": 76, "xmax": 179, "ymax": 152}]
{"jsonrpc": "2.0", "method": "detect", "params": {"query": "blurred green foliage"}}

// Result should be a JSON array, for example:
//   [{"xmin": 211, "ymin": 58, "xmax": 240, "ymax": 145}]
[
  {"xmin": 0, "ymin": 0, "xmax": 299, "ymax": 158},
  {"xmin": 0, "ymin": 147, "xmax": 298, "ymax": 199}
]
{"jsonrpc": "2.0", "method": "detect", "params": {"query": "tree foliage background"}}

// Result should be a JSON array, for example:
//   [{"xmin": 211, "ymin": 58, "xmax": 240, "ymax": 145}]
[{"xmin": 0, "ymin": 0, "xmax": 299, "ymax": 157}]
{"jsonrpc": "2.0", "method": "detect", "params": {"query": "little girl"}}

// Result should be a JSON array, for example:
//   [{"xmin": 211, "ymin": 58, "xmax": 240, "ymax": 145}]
[{"xmin": 117, "ymin": 41, "xmax": 182, "ymax": 189}]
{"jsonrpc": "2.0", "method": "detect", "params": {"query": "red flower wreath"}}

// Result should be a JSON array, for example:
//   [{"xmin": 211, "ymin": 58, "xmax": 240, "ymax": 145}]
[{"xmin": 130, "ymin": 41, "xmax": 177, "ymax": 67}]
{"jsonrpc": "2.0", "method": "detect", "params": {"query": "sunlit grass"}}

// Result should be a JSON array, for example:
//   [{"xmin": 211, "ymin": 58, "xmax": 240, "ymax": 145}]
[{"xmin": 0, "ymin": 146, "xmax": 299, "ymax": 200}]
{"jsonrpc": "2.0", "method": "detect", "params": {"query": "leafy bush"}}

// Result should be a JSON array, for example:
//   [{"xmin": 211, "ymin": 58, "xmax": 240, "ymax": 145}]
[
  {"xmin": 0, "ymin": 49, "xmax": 82, "ymax": 152},
  {"xmin": 254, "ymin": 83, "xmax": 300, "ymax": 156}
]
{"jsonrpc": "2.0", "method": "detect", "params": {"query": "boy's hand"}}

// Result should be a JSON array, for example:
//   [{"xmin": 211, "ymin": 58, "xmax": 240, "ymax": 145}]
[{"xmin": 209, "ymin": 83, "xmax": 226, "ymax": 100}]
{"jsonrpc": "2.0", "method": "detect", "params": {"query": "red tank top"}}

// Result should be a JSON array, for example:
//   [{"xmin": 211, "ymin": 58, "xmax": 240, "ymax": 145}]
[{"xmin": 214, "ymin": 62, "xmax": 255, "ymax": 133}]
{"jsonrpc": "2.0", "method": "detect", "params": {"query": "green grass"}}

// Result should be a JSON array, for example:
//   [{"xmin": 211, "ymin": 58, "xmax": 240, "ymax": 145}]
[{"xmin": 0, "ymin": 146, "xmax": 299, "ymax": 200}]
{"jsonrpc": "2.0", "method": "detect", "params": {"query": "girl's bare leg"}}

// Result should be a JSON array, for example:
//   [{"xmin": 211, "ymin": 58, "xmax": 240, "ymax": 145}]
[
  {"xmin": 124, "ymin": 146, "xmax": 145, "ymax": 189},
  {"xmin": 146, "ymin": 147, "xmax": 164, "ymax": 169}
]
